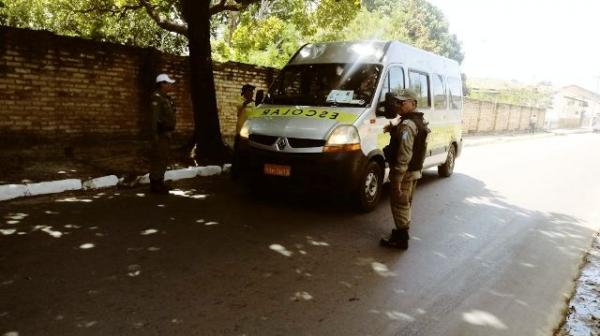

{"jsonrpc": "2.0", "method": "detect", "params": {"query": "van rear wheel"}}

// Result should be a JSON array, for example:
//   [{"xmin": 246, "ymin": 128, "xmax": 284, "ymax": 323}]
[
  {"xmin": 438, "ymin": 144, "xmax": 456, "ymax": 177},
  {"xmin": 356, "ymin": 161, "xmax": 383, "ymax": 212}
]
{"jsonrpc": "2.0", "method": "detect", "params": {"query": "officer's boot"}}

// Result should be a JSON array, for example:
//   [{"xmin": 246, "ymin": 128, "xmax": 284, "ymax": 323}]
[
  {"xmin": 150, "ymin": 180, "xmax": 170, "ymax": 194},
  {"xmin": 380, "ymin": 228, "xmax": 409, "ymax": 250}
]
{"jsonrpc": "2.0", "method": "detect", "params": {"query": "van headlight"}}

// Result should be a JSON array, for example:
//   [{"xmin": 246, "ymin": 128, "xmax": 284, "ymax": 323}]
[
  {"xmin": 239, "ymin": 120, "xmax": 250, "ymax": 139},
  {"xmin": 323, "ymin": 125, "xmax": 361, "ymax": 153}
]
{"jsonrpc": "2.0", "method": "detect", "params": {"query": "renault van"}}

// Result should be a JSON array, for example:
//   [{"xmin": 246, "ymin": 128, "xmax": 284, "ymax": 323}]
[{"xmin": 235, "ymin": 41, "xmax": 463, "ymax": 211}]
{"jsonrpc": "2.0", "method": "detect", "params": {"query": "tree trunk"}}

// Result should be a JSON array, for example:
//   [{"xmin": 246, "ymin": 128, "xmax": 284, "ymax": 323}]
[{"xmin": 181, "ymin": 0, "xmax": 230, "ymax": 164}]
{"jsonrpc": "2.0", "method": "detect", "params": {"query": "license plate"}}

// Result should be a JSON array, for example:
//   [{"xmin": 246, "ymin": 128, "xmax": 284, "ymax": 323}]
[{"xmin": 264, "ymin": 164, "xmax": 291, "ymax": 177}]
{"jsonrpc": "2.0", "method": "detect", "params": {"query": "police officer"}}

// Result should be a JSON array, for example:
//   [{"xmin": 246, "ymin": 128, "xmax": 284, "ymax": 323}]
[
  {"xmin": 149, "ymin": 73, "xmax": 177, "ymax": 194},
  {"xmin": 231, "ymin": 84, "xmax": 255, "ymax": 179},
  {"xmin": 381, "ymin": 89, "xmax": 430, "ymax": 250},
  {"xmin": 236, "ymin": 84, "xmax": 256, "ymax": 135}
]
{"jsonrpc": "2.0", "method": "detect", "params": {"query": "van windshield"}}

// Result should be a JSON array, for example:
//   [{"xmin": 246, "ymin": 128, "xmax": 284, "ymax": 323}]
[{"xmin": 266, "ymin": 63, "xmax": 382, "ymax": 107}]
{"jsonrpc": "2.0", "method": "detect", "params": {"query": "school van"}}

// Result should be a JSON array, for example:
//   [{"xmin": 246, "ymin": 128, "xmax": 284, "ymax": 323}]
[{"xmin": 235, "ymin": 41, "xmax": 463, "ymax": 211}]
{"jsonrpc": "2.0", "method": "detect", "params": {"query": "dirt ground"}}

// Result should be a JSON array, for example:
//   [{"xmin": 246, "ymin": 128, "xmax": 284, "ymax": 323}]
[{"xmin": 557, "ymin": 235, "xmax": 600, "ymax": 336}]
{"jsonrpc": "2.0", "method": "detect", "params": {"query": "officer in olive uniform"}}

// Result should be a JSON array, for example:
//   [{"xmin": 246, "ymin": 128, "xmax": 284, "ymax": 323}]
[
  {"xmin": 231, "ymin": 84, "xmax": 255, "ymax": 179},
  {"xmin": 149, "ymin": 73, "xmax": 177, "ymax": 194},
  {"xmin": 381, "ymin": 89, "xmax": 430, "ymax": 250},
  {"xmin": 236, "ymin": 84, "xmax": 256, "ymax": 135}
]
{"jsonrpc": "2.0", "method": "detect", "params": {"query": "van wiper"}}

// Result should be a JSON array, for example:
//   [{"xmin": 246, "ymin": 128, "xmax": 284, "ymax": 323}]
[{"xmin": 325, "ymin": 101, "xmax": 365, "ymax": 107}]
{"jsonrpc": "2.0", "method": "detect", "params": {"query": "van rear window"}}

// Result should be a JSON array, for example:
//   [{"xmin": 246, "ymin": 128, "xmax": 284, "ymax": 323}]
[{"xmin": 447, "ymin": 77, "xmax": 463, "ymax": 110}]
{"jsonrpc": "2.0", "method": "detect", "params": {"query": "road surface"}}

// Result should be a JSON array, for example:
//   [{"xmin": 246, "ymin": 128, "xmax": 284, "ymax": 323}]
[{"xmin": 1, "ymin": 133, "xmax": 599, "ymax": 336}]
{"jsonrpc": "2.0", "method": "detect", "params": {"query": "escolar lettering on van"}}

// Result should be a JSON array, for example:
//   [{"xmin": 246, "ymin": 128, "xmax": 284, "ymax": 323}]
[{"xmin": 247, "ymin": 107, "xmax": 358, "ymax": 123}]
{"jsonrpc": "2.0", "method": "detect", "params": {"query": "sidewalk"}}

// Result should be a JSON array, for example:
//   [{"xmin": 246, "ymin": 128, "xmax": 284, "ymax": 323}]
[
  {"xmin": 0, "ymin": 128, "xmax": 594, "ymax": 202},
  {"xmin": 463, "ymin": 128, "xmax": 593, "ymax": 147}
]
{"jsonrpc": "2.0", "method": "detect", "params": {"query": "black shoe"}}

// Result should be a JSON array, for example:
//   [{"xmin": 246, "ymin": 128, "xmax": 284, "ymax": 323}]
[{"xmin": 380, "ymin": 229, "xmax": 409, "ymax": 250}]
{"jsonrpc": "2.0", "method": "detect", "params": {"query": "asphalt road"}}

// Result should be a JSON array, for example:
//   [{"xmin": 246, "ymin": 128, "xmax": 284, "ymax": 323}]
[{"xmin": 1, "ymin": 133, "xmax": 599, "ymax": 336}]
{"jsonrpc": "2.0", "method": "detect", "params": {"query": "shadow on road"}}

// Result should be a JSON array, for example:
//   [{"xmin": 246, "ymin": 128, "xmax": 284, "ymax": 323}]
[{"xmin": 0, "ymin": 172, "xmax": 594, "ymax": 335}]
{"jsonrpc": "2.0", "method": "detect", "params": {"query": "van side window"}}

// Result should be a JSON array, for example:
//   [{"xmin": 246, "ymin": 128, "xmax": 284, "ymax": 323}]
[
  {"xmin": 447, "ymin": 77, "xmax": 463, "ymax": 110},
  {"xmin": 433, "ymin": 74, "xmax": 447, "ymax": 110},
  {"xmin": 408, "ymin": 70, "xmax": 431, "ymax": 108},
  {"xmin": 378, "ymin": 72, "xmax": 390, "ymax": 106},
  {"xmin": 389, "ymin": 67, "xmax": 405, "ymax": 94}
]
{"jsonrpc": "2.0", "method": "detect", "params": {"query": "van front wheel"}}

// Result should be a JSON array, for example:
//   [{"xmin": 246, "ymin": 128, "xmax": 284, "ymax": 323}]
[
  {"xmin": 356, "ymin": 161, "xmax": 383, "ymax": 212},
  {"xmin": 438, "ymin": 144, "xmax": 456, "ymax": 177}
]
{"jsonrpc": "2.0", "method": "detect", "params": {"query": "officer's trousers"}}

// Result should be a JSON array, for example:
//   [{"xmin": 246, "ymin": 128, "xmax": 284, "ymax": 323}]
[
  {"xmin": 390, "ymin": 172, "xmax": 418, "ymax": 230},
  {"xmin": 149, "ymin": 133, "xmax": 171, "ymax": 183}
]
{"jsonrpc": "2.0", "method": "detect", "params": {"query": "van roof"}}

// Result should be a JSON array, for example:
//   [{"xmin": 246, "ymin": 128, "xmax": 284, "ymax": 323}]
[{"xmin": 289, "ymin": 41, "xmax": 461, "ymax": 77}]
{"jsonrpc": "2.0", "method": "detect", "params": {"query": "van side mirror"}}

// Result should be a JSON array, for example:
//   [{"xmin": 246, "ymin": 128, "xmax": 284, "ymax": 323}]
[
  {"xmin": 255, "ymin": 90, "xmax": 265, "ymax": 105},
  {"xmin": 375, "ymin": 102, "xmax": 386, "ymax": 117},
  {"xmin": 383, "ymin": 92, "xmax": 398, "ymax": 119}
]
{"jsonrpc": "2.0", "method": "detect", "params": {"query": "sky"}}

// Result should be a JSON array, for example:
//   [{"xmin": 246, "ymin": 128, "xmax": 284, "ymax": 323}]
[{"xmin": 427, "ymin": 0, "xmax": 600, "ymax": 92}]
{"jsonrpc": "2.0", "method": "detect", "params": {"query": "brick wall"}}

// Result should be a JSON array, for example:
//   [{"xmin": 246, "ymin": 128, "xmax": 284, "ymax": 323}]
[
  {"xmin": 462, "ymin": 98, "xmax": 546, "ymax": 134},
  {"xmin": 1, "ymin": 26, "xmax": 547, "ymax": 147},
  {"xmin": 0, "ymin": 26, "xmax": 276, "ymax": 146}
]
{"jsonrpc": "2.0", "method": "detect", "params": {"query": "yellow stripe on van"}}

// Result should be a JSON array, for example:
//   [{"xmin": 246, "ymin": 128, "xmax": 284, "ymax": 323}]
[
  {"xmin": 247, "ymin": 107, "xmax": 359, "ymax": 124},
  {"xmin": 377, "ymin": 132, "xmax": 390, "ymax": 149}
]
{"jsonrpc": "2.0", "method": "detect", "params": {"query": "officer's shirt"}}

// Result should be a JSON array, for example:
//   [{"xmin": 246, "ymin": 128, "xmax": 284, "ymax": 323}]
[
  {"xmin": 151, "ymin": 91, "xmax": 176, "ymax": 134},
  {"xmin": 390, "ymin": 118, "xmax": 422, "ymax": 180},
  {"xmin": 236, "ymin": 97, "xmax": 254, "ymax": 134}
]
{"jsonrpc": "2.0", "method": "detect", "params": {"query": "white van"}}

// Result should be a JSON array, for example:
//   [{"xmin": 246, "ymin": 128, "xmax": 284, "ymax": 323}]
[{"xmin": 235, "ymin": 41, "xmax": 463, "ymax": 211}]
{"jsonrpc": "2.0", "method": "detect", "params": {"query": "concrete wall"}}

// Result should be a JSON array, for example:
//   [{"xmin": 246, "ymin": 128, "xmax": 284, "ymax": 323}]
[{"xmin": 462, "ymin": 98, "xmax": 546, "ymax": 134}]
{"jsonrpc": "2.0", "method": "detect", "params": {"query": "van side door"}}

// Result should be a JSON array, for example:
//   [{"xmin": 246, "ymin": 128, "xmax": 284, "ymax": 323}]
[
  {"xmin": 408, "ymin": 69, "xmax": 443, "ymax": 166},
  {"xmin": 430, "ymin": 73, "xmax": 451, "ymax": 163},
  {"xmin": 375, "ymin": 65, "xmax": 406, "ymax": 150},
  {"xmin": 446, "ymin": 76, "xmax": 464, "ymax": 152}
]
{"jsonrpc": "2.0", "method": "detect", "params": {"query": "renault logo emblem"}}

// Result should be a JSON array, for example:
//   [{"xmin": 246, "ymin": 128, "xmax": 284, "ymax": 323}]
[{"xmin": 276, "ymin": 137, "xmax": 288, "ymax": 151}]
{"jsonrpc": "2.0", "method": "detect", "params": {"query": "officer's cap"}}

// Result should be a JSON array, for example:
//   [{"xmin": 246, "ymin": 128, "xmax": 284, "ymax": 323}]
[
  {"xmin": 392, "ymin": 89, "xmax": 418, "ymax": 101},
  {"xmin": 156, "ymin": 73, "xmax": 176, "ymax": 84}
]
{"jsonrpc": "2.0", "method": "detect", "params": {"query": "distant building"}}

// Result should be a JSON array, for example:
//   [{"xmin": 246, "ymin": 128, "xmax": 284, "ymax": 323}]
[{"xmin": 546, "ymin": 85, "xmax": 600, "ymax": 129}]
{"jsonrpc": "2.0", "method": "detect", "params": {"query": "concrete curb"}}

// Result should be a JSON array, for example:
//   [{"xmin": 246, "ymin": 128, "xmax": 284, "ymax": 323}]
[
  {"xmin": 0, "ymin": 165, "xmax": 228, "ymax": 202},
  {"xmin": 1, "ymin": 130, "xmax": 589, "ymax": 202},
  {"xmin": 82, "ymin": 175, "xmax": 119, "ymax": 190},
  {"xmin": 463, "ymin": 133, "xmax": 555, "ymax": 148},
  {"xmin": 464, "ymin": 129, "xmax": 593, "ymax": 148}
]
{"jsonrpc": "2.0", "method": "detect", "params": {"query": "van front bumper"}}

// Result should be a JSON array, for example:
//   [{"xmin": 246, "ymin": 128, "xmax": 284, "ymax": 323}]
[{"xmin": 235, "ymin": 141, "xmax": 368, "ymax": 192}]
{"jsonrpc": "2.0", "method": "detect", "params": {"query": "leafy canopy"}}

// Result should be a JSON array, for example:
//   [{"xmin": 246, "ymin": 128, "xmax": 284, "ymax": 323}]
[
  {"xmin": 215, "ymin": 0, "xmax": 463, "ymax": 67},
  {"xmin": 0, "ymin": 0, "xmax": 464, "ymax": 67},
  {"xmin": 0, "ymin": 0, "xmax": 187, "ymax": 53}
]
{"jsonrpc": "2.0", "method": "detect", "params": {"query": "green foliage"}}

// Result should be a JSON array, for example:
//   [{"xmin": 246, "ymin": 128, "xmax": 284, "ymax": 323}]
[
  {"xmin": 0, "ymin": 0, "xmax": 187, "ymax": 54},
  {"xmin": 336, "ymin": 0, "xmax": 463, "ymax": 63},
  {"xmin": 466, "ymin": 77, "xmax": 554, "ymax": 107},
  {"xmin": 212, "ymin": 0, "xmax": 361, "ymax": 67},
  {"xmin": 213, "ymin": 0, "xmax": 463, "ymax": 67},
  {"xmin": 219, "ymin": 11, "xmax": 305, "ymax": 67},
  {"xmin": 1, "ymin": 0, "xmax": 464, "ymax": 67},
  {"xmin": 468, "ymin": 87, "xmax": 553, "ymax": 108},
  {"xmin": 362, "ymin": 0, "xmax": 395, "ymax": 12}
]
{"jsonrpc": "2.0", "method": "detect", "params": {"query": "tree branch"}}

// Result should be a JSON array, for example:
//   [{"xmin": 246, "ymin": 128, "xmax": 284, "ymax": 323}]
[
  {"xmin": 210, "ymin": 0, "xmax": 261, "ymax": 16},
  {"xmin": 209, "ymin": 0, "xmax": 238, "ymax": 15},
  {"xmin": 138, "ymin": 0, "xmax": 188, "ymax": 36}
]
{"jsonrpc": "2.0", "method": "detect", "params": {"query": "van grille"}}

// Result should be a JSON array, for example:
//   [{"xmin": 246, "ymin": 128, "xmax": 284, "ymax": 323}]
[
  {"xmin": 249, "ymin": 134, "xmax": 277, "ymax": 146},
  {"xmin": 287, "ymin": 138, "xmax": 326, "ymax": 148},
  {"xmin": 249, "ymin": 134, "xmax": 326, "ymax": 148}
]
